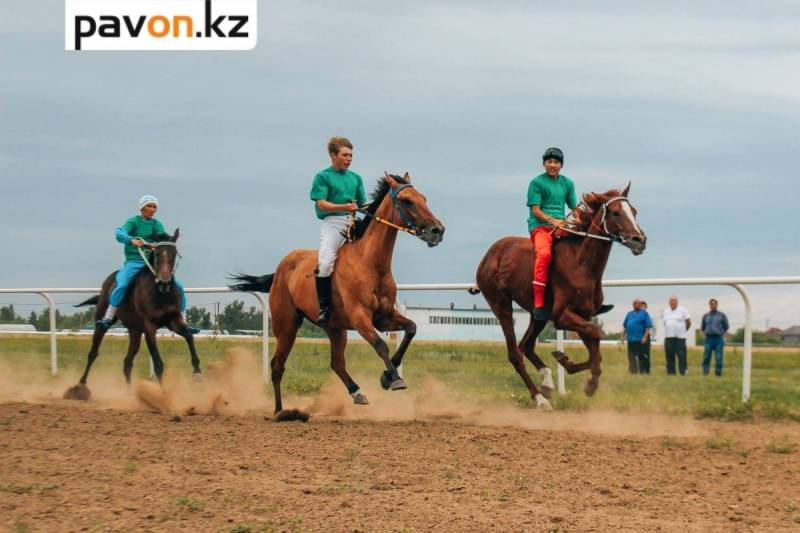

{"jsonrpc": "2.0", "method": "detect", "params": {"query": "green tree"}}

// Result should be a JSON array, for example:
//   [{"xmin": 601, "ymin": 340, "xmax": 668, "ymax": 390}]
[
  {"xmin": 186, "ymin": 306, "xmax": 212, "ymax": 329},
  {"xmin": 0, "ymin": 305, "xmax": 24, "ymax": 324},
  {"xmin": 218, "ymin": 300, "xmax": 261, "ymax": 332}
]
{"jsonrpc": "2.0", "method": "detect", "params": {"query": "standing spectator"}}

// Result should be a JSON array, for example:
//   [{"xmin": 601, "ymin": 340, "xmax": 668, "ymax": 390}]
[
  {"xmin": 641, "ymin": 300, "xmax": 653, "ymax": 366},
  {"xmin": 622, "ymin": 299, "xmax": 653, "ymax": 374},
  {"xmin": 662, "ymin": 295, "xmax": 691, "ymax": 375},
  {"xmin": 701, "ymin": 298, "xmax": 729, "ymax": 376}
]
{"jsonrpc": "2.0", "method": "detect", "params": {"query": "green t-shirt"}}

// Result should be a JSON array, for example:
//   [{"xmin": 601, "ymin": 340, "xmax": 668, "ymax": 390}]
[
  {"xmin": 309, "ymin": 167, "xmax": 367, "ymax": 220},
  {"xmin": 118, "ymin": 215, "xmax": 166, "ymax": 263},
  {"xmin": 526, "ymin": 173, "xmax": 578, "ymax": 232}
]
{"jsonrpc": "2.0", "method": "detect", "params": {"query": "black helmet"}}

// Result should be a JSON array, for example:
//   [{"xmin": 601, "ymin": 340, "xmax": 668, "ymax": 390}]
[{"xmin": 542, "ymin": 147, "xmax": 564, "ymax": 165}]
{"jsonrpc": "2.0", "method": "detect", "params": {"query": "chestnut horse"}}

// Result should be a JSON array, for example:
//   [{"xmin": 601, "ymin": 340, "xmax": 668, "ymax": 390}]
[
  {"xmin": 230, "ymin": 173, "xmax": 445, "ymax": 420},
  {"xmin": 473, "ymin": 184, "xmax": 646, "ymax": 408},
  {"xmin": 64, "ymin": 230, "xmax": 201, "ymax": 401}
]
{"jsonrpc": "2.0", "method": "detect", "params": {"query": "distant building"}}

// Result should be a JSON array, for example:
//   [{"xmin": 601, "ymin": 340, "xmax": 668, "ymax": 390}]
[
  {"xmin": 780, "ymin": 326, "xmax": 800, "ymax": 345},
  {"xmin": 397, "ymin": 304, "xmax": 531, "ymax": 341},
  {"xmin": 0, "ymin": 324, "xmax": 36, "ymax": 332}
]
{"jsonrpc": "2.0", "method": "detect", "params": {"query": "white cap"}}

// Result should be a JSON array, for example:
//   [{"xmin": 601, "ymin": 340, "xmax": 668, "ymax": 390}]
[{"xmin": 139, "ymin": 195, "xmax": 159, "ymax": 210}]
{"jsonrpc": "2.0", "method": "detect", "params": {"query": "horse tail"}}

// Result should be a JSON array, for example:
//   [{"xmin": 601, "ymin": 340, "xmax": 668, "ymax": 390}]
[
  {"xmin": 228, "ymin": 273, "xmax": 275, "ymax": 293},
  {"xmin": 74, "ymin": 295, "xmax": 100, "ymax": 307},
  {"xmin": 467, "ymin": 286, "xmax": 481, "ymax": 295}
]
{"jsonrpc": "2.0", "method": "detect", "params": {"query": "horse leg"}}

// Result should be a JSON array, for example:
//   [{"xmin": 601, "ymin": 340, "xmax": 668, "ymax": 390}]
[
  {"xmin": 482, "ymin": 290, "xmax": 550, "ymax": 409},
  {"xmin": 518, "ymin": 316, "xmax": 554, "ymax": 398},
  {"xmin": 171, "ymin": 319, "xmax": 202, "ymax": 381},
  {"xmin": 551, "ymin": 309, "xmax": 604, "ymax": 396},
  {"xmin": 375, "ymin": 309, "xmax": 417, "ymax": 369},
  {"xmin": 351, "ymin": 312, "xmax": 405, "ymax": 391},
  {"xmin": 270, "ymin": 315, "xmax": 300, "ymax": 415},
  {"xmin": 64, "ymin": 325, "xmax": 107, "ymax": 400},
  {"xmin": 143, "ymin": 326, "xmax": 165, "ymax": 383},
  {"xmin": 327, "ymin": 328, "xmax": 368, "ymax": 405},
  {"xmin": 123, "ymin": 329, "xmax": 142, "ymax": 385},
  {"xmin": 78, "ymin": 326, "xmax": 107, "ymax": 386}
]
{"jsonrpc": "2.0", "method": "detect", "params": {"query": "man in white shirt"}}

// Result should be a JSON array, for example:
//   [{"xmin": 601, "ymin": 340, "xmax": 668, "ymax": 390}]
[{"xmin": 662, "ymin": 295, "xmax": 691, "ymax": 375}]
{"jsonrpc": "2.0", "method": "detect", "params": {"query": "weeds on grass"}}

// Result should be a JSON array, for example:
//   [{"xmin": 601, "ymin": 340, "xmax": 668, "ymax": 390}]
[
  {"xmin": 765, "ymin": 438, "xmax": 797, "ymax": 454},
  {"xmin": 706, "ymin": 436, "xmax": 735, "ymax": 450},
  {"xmin": 661, "ymin": 436, "xmax": 691, "ymax": 450}
]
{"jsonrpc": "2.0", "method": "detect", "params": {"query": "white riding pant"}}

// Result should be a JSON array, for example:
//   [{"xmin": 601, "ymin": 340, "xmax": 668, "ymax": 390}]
[{"xmin": 317, "ymin": 215, "xmax": 350, "ymax": 277}]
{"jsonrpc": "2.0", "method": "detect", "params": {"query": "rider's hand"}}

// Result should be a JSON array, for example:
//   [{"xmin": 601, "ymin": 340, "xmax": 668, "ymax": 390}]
[
  {"xmin": 131, "ymin": 238, "xmax": 145, "ymax": 247},
  {"xmin": 551, "ymin": 219, "xmax": 566, "ymax": 228},
  {"xmin": 344, "ymin": 202, "xmax": 358, "ymax": 213}
]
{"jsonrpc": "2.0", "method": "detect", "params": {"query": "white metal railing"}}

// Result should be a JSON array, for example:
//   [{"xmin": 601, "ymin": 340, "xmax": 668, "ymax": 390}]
[{"xmin": 2, "ymin": 276, "xmax": 799, "ymax": 402}]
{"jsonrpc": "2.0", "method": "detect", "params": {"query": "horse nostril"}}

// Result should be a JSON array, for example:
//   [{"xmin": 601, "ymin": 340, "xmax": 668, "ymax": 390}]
[
  {"xmin": 632, "ymin": 235, "xmax": 643, "ymax": 243},
  {"xmin": 431, "ymin": 227, "xmax": 443, "ymax": 235}
]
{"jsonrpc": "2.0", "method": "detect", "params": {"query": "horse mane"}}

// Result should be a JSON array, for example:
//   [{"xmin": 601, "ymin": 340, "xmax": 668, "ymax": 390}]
[
  {"xmin": 348, "ymin": 174, "xmax": 408, "ymax": 241},
  {"xmin": 568, "ymin": 188, "xmax": 622, "ymax": 232}
]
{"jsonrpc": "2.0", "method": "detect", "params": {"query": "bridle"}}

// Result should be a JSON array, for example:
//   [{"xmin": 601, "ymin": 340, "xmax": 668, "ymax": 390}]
[
  {"xmin": 137, "ymin": 241, "xmax": 181, "ymax": 278},
  {"xmin": 347, "ymin": 183, "xmax": 420, "ymax": 240},
  {"xmin": 558, "ymin": 196, "xmax": 637, "ymax": 245}
]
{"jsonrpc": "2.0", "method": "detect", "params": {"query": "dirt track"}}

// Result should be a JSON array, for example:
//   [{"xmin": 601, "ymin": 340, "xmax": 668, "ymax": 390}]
[{"xmin": 2, "ymin": 393, "xmax": 799, "ymax": 532}]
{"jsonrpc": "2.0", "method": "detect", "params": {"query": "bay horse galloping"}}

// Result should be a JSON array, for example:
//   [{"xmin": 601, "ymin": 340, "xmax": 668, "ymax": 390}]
[
  {"xmin": 230, "ymin": 173, "xmax": 444, "ymax": 420},
  {"xmin": 64, "ymin": 229, "xmax": 202, "ymax": 400},
  {"xmin": 473, "ymin": 184, "xmax": 646, "ymax": 408}
]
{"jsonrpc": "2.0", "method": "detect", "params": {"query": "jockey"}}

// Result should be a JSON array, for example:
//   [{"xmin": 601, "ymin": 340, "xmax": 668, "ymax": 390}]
[
  {"xmin": 309, "ymin": 137, "xmax": 367, "ymax": 324},
  {"xmin": 95, "ymin": 195, "xmax": 196, "ymax": 332},
  {"xmin": 527, "ymin": 147, "xmax": 577, "ymax": 321}
]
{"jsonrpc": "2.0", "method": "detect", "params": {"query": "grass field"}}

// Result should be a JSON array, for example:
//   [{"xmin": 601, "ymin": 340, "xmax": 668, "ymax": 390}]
[{"xmin": 1, "ymin": 334, "xmax": 798, "ymax": 421}]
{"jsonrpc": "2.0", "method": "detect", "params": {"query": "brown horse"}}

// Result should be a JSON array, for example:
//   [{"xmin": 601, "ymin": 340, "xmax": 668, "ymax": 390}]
[
  {"xmin": 230, "ymin": 173, "xmax": 445, "ymax": 420},
  {"xmin": 473, "ymin": 184, "xmax": 646, "ymax": 408},
  {"xmin": 64, "ymin": 229, "xmax": 201, "ymax": 400}
]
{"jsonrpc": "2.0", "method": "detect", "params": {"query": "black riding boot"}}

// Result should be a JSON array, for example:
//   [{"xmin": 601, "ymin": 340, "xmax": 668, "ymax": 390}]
[
  {"xmin": 315, "ymin": 275, "xmax": 332, "ymax": 324},
  {"xmin": 594, "ymin": 304, "xmax": 614, "ymax": 316}
]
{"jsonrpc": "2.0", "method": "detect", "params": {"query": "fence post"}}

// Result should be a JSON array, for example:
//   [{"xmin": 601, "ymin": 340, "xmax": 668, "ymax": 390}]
[
  {"xmin": 556, "ymin": 329, "xmax": 566, "ymax": 394},
  {"xmin": 37, "ymin": 292, "xmax": 58, "ymax": 375},
  {"xmin": 730, "ymin": 284, "xmax": 753, "ymax": 402}
]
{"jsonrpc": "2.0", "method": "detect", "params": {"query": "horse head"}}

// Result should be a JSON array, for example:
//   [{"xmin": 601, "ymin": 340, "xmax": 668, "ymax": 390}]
[
  {"xmin": 595, "ymin": 183, "xmax": 647, "ymax": 255},
  {"xmin": 384, "ymin": 172, "xmax": 445, "ymax": 247},
  {"xmin": 152, "ymin": 228, "xmax": 180, "ymax": 293}
]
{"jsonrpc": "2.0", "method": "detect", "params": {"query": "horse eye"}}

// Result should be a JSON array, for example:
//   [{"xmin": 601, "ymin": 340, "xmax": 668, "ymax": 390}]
[
  {"xmin": 611, "ymin": 211, "xmax": 621, "ymax": 217},
  {"xmin": 402, "ymin": 199, "xmax": 413, "ymax": 207}
]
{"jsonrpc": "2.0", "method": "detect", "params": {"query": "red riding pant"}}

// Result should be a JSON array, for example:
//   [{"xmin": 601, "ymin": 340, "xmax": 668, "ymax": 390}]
[{"xmin": 530, "ymin": 227, "xmax": 554, "ymax": 308}]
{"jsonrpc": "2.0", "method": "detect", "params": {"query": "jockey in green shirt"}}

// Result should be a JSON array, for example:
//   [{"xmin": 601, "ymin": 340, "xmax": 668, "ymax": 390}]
[{"xmin": 309, "ymin": 137, "xmax": 368, "ymax": 324}]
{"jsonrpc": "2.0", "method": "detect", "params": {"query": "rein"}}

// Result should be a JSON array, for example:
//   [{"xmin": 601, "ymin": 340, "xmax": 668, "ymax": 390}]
[
  {"xmin": 558, "ymin": 196, "xmax": 632, "ymax": 244},
  {"xmin": 137, "ymin": 241, "xmax": 181, "ymax": 277}
]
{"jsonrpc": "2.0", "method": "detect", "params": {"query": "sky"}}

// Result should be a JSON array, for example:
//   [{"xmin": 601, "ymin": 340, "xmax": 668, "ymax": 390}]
[{"xmin": 1, "ymin": 1, "xmax": 798, "ymax": 331}]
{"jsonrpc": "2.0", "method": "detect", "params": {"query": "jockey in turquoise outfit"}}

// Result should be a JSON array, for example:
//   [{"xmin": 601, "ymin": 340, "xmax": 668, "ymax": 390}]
[{"xmin": 95, "ymin": 195, "xmax": 196, "ymax": 332}]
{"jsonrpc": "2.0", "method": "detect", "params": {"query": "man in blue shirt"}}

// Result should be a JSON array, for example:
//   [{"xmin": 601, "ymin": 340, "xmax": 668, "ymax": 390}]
[
  {"xmin": 701, "ymin": 298, "xmax": 730, "ymax": 376},
  {"xmin": 622, "ymin": 299, "xmax": 653, "ymax": 374}
]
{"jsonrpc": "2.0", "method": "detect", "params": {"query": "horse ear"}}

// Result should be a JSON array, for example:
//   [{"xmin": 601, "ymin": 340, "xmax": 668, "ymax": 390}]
[
  {"xmin": 172, "ymin": 228, "xmax": 180, "ymax": 242},
  {"xmin": 403, "ymin": 171, "xmax": 411, "ymax": 183},
  {"xmin": 622, "ymin": 181, "xmax": 631, "ymax": 197},
  {"xmin": 384, "ymin": 171, "xmax": 399, "ymax": 188}
]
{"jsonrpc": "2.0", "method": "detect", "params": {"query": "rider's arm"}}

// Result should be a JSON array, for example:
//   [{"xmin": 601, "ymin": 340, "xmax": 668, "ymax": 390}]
[
  {"xmin": 566, "ymin": 180, "xmax": 579, "ymax": 210},
  {"xmin": 316, "ymin": 200, "xmax": 358, "ymax": 213},
  {"xmin": 532, "ymin": 205, "xmax": 564, "ymax": 227},
  {"xmin": 355, "ymin": 179, "xmax": 368, "ymax": 208}
]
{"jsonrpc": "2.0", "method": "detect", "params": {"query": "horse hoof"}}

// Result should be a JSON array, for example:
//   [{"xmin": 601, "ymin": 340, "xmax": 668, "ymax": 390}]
[
  {"xmin": 584, "ymin": 383, "xmax": 598, "ymax": 397},
  {"xmin": 63, "ymin": 384, "xmax": 91, "ymax": 401},
  {"xmin": 390, "ymin": 378, "xmax": 407, "ymax": 391},
  {"xmin": 192, "ymin": 372, "xmax": 203, "ymax": 383},
  {"xmin": 274, "ymin": 409, "xmax": 310, "ymax": 422},
  {"xmin": 534, "ymin": 393, "xmax": 553, "ymax": 411},
  {"xmin": 379, "ymin": 371, "xmax": 392, "ymax": 390},
  {"xmin": 352, "ymin": 391, "xmax": 369, "ymax": 405}
]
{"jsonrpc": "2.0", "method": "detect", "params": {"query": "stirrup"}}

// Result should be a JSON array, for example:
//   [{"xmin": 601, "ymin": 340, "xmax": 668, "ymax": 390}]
[
  {"xmin": 95, "ymin": 318, "xmax": 113, "ymax": 331},
  {"xmin": 317, "ymin": 308, "xmax": 330, "ymax": 324}
]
